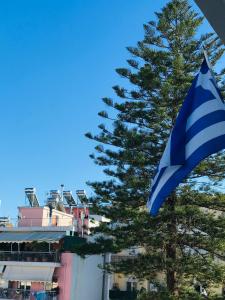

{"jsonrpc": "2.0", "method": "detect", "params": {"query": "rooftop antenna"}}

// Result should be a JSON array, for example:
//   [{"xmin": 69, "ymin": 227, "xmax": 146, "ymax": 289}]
[
  {"xmin": 57, "ymin": 184, "xmax": 66, "ymax": 212},
  {"xmin": 60, "ymin": 184, "xmax": 64, "ymax": 203}
]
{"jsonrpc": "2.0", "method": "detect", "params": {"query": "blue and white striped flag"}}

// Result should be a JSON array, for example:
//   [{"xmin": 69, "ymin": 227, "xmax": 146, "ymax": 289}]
[{"xmin": 147, "ymin": 59, "xmax": 225, "ymax": 216}]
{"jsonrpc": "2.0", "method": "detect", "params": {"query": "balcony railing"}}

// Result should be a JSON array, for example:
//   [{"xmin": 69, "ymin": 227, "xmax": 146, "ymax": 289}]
[
  {"xmin": 109, "ymin": 290, "xmax": 137, "ymax": 300},
  {"xmin": 0, "ymin": 251, "xmax": 60, "ymax": 263},
  {"xmin": 0, "ymin": 288, "xmax": 57, "ymax": 299},
  {"xmin": 111, "ymin": 255, "xmax": 136, "ymax": 264}
]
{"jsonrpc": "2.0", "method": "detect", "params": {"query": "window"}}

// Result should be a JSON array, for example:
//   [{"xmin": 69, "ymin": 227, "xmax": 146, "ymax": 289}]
[{"xmin": 149, "ymin": 283, "xmax": 158, "ymax": 292}]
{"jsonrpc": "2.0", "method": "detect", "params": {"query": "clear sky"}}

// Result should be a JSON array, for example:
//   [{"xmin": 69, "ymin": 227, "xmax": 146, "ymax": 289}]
[{"xmin": 0, "ymin": 0, "xmax": 222, "ymax": 221}]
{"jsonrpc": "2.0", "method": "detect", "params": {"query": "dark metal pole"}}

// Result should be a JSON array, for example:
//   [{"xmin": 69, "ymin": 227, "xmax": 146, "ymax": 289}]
[{"xmin": 101, "ymin": 254, "xmax": 106, "ymax": 300}]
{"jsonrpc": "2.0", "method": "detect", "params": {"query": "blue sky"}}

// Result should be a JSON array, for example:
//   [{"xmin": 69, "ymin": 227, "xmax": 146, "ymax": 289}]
[{"xmin": 0, "ymin": 0, "xmax": 222, "ymax": 221}]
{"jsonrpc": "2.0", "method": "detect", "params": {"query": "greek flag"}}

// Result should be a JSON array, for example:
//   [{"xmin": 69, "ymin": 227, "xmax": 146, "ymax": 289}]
[{"xmin": 148, "ymin": 59, "xmax": 225, "ymax": 216}]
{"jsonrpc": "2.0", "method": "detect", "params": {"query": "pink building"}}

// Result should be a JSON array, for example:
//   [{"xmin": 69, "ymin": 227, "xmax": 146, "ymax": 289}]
[
  {"xmin": 18, "ymin": 207, "xmax": 74, "ymax": 227},
  {"xmin": 0, "ymin": 189, "xmax": 104, "ymax": 300}
]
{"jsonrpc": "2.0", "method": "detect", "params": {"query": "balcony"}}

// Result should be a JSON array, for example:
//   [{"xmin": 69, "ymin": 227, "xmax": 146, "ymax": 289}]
[
  {"xmin": 109, "ymin": 290, "xmax": 137, "ymax": 300},
  {"xmin": 0, "ymin": 251, "xmax": 60, "ymax": 263},
  {"xmin": 0, "ymin": 288, "xmax": 57, "ymax": 299}
]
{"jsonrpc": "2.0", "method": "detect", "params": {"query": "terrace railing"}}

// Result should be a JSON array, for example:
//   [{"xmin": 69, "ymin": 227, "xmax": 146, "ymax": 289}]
[
  {"xmin": 0, "ymin": 251, "xmax": 60, "ymax": 263},
  {"xmin": 0, "ymin": 288, "xmax": 57, "ymax": 299}
]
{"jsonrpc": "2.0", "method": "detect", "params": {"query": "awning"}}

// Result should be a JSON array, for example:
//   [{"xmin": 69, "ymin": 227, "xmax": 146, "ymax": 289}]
[
  {"xmin": 0, "ymin": 232, "xmax": 66, "ymax": 243},
  {"xmin": 2, "ymin": 265, "xmax": 54, "ymax": 282},
  {"xmin": 195, "ymin": 0, "xmax": 225, "ymax": 45}
]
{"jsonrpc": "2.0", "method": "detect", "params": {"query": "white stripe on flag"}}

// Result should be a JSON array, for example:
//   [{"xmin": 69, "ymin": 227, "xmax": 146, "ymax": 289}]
[
  {"xmin": 186, "ymin": 99, "xmax": 225, "ymax": 131},
  {"xmin": 186, "ymin": 121, "xmax": 225, "ymax": 158},
  {"xmin": 149, "ymin": 165, "xmax": 181, "ymax": 210},
  {"xmin": 196, "ymin": 70, "xmax": 218, "ymax": 99},
  {"xmin": 158, "ymin": 135, "xmax": 171, "ymax": 169}
]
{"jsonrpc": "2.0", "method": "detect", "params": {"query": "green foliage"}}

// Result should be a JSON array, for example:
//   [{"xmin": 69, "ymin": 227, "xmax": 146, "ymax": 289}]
[
  {"xmin": 28, "ymin": 242, "xmax": 49, "ymax": 252},
  {"xmin": 62, "ymin": 237, "xmax": 118, "ymax": 258},
  {"xmin": 86, "ymin": 0, "xmax": 225, "ymax": 297},
  {"xmin": 61, "ymin": 236, "xmax": 87, "ymax": 256}
]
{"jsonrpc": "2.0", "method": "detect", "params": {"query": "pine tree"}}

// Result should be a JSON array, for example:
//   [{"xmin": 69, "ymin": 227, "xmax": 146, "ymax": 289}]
[{"xmin": 85, "ymin": 0, "xmax": 225, "ymax": 298}]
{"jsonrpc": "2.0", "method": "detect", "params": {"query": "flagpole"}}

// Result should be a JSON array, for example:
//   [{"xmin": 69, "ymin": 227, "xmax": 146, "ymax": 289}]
[
  {"xmin": 202, "ymin": 46, "xmax": 212, "ymax": 69},
  {"xmin": 202, "ymin": 46, "xmax": 218, "ymax": 85}
]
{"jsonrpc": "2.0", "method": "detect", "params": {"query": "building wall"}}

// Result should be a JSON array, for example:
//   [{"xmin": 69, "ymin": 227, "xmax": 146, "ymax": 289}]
[
  {"xmin": 55, "ymin": 253, "xmax": 73, "ymax": 300},
  {"xmin": 65, "ymin": 207, "xmax": 89, "ymax": 233},
  {"xmin": 109, "ymin": 249, "xmax": 150, "ymax": 294},
  {"xmin": 56, "ymin": 252, "xmax": 103, "ymax": 300},
  {"xmin": 71, "ymin": 254, "xmax": 103, "ymax": 300},
  {"xmin": 41, "ymin": 208, "xmax": 73, "ymax": 227},
  {"xmin": 18, "ymin": 207, "xmax": 73, "ymax": 227},
  {"xmin": 112, "ymin": 273, "xmax": 148, "ymax": 291},
  {"xmin": 18, "ymin": 207, "xmax": 44, "ymax": 227}
]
